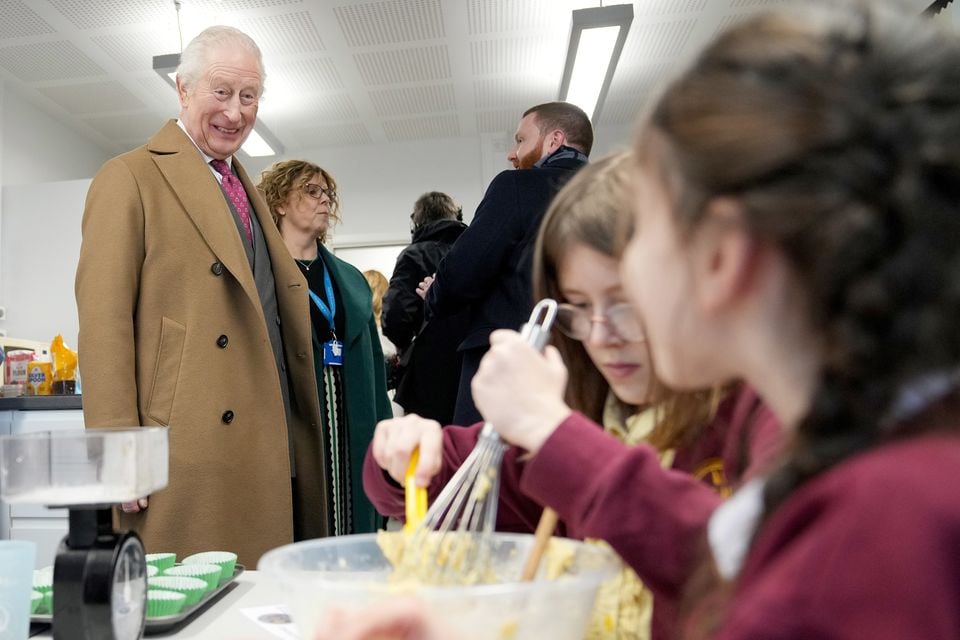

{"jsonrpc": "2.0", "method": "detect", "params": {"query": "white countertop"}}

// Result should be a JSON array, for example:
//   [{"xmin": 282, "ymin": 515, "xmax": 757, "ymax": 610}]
[{"xmin": 34, "ymin": 571, "xmax": 298, "ymax": 640}]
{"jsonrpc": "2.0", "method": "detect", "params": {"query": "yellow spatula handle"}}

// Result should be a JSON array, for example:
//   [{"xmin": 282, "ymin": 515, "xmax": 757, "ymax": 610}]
[{"xmin": 404, "ymin": 448, "xmax": 428, "ymax": 532}]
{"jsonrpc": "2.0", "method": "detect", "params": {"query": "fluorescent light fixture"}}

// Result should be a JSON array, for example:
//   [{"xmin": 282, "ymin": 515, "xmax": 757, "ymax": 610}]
[
  {"xmin": 558, "ymin": 4, "xmax": 633, "ymax": 121},
  {"xmin": 151, "ymin": 53, "xmax": 284, "ymax": 158}
]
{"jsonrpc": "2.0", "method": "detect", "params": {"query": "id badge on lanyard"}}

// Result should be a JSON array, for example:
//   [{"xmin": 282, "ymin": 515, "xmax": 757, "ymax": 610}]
[
  {"xmin": 308, "ymin": 262, "xmax": 344, "ymax": 367},
  {"xmin": 322, "ymin": 338, "xmax": 344, "ymax": 366}
]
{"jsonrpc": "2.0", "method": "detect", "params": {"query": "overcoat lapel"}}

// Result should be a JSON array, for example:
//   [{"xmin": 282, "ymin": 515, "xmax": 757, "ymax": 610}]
[{"xmin": 147, "ymin": 121, "xmax": 262, "ymax": 316}]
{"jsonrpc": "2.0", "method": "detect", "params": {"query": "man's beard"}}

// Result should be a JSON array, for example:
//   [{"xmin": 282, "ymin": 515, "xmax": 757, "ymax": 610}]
[{"xmin": 513, "ymin": 136, "xmax": 545, "ymax": 169}]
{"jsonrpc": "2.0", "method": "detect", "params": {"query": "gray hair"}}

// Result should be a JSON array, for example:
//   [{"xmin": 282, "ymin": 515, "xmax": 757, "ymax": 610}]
[{"xmin": 177, "ymin": 25, "xmax": 265, "ymax": 95}]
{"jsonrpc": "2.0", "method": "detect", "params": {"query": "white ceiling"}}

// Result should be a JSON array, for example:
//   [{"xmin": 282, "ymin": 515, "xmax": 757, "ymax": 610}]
[{"xmin": 0, "ymin": 0, "xmax": 954, "ymax": 157}]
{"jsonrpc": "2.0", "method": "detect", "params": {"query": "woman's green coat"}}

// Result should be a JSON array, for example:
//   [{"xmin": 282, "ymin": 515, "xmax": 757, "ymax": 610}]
[{"xmin": 311, "ymin": 242, "xmax": 392, "ymax": 533}]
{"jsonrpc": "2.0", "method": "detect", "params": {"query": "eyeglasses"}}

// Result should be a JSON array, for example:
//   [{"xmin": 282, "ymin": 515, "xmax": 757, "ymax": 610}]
[
  {"xmin": 555, "ymin": 302, "xmax": 645, "ymax": 342},
  {"xmin": 303, "ymin": 183, "xmax": 337, "ymax": 202}
]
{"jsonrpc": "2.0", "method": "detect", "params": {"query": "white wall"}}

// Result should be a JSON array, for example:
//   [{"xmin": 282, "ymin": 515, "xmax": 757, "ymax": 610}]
[
  {"xmin": 1, "ymin": 88, "xmax": 110, "ymax": 187},
  {"xmin": 0, "ymin": 83, "xmax": 110, "ymax": 342},
  {"xmin": 244, "ymin": 135, "xmax": 488, "ymax": 246},
  {"xmin": 242, "ymin": 122, "xmax": 634, "ymax": 249},
  {"xmin": 0, "ymin": 179, "xmax": 89, "ymax": 348}
]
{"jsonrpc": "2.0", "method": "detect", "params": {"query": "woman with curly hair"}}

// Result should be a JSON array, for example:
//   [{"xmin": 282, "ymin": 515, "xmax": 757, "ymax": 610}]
[{"xmin": 258, "ymin": 160, "xmax": 391, "ymax": 538}]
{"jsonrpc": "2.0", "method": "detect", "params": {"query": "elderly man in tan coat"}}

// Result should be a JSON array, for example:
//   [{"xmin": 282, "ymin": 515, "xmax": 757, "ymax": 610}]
[{"xmin": 75, "ymin": 26, "xmax": 327, "ymax": 566}]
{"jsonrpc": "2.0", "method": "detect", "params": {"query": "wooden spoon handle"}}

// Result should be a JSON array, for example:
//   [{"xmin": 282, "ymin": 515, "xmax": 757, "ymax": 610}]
[{"xmin": 521, "ymin": 507, "xmax": 559, "ymax": 581}]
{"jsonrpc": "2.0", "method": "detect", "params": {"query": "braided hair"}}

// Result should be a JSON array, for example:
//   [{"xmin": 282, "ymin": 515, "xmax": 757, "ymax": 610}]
[{"xmin": 639, "ymin": 0, "xmax": 960, "ymax": 525}]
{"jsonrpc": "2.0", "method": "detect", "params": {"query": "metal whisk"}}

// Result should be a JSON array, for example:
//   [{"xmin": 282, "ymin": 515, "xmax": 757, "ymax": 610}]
[{"xmin": 395, "ymin": 299, "xmax": 558, "ymax": 584}]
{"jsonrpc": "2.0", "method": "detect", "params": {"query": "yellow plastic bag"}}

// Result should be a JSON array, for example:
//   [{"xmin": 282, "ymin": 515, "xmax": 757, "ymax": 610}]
[{"xmin": 50, "ymin": 335, "xmax": 78, "ymax": 394}]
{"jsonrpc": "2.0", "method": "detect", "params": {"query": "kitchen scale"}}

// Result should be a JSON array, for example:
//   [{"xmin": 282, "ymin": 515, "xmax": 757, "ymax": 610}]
[{"xmin": 0, "ymin": 427, "xmax": 168, "ymax": 640}]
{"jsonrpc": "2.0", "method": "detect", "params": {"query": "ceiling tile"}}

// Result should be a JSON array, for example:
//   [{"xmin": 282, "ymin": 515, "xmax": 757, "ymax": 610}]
[
  {"xmin": 335, "ymin": 0, "xmax": 444, "ymax": 47},
  {"xmin": 91, "ymin": 30, "xmax": 173, "ymax": 73},
  {"xmin": 383, "ymin": 114, "xmax": 459, "ymax": 141},
  {"xmin": 136, "ymin": 75, "xmax": 182, "ymax": 113},
  {"xmin": 619, "ymin": 19, "xmax": 698, "ymax": 63},
  {"xmin": 237, "ymin": 10, "xmax": 325, "ymax": 56},
  {"xmin": 304, "ymin": 92, "xmax": 360, "ymax": 121},
  {"xmin": 0, "ymin": 40, "xmax": 104, "ymax": 82},
  {"xmin": 194, "ymin": 0, "xmax": 302, "ymax": 9},
  {"xmin": 81, "ymin": 112, "xmax": 163, "ymax": 140},
  {"xmin": 729, "ymin": 0, "xmax": 793, "ymax": 7},
  {"xmin": 470, "ymin": 36, "xmax": 565, "ymax": 77},
  {"xmin": 269, "ymin": 57, "xmax": 345, "ymax": 93},
  {"xmin": 289, "ymin": 122, "xmax": 372, "ymax": 147},
  {"xmin": 0, "ymin": 0, "xmax": 56, "ymax": 39},
  {"xmin": 596, "ymin": 98, "xmax": 643, "ymax": 126},
  {"xmin": 369, "ymin": 83, "xmax": 455, "ymax": 116},
  {"xmin": 636, "ymin": 0, "xmax": 709, "ymax": 15},
  {"xmin": 599, "ymin": 62, "xmax": 671, "ymax": 125},
  {"xmin": 466, "ymin": 0, "xmax": 590, "ymax": 35},
  {"xmin": 353, "ymin": 45, "xmax": 450, "ymax": 85},
  {"xmin": 38, "ymin": 80, "xmax": 146, "ymax": 115},
  {"xmin": 476, "ymin": 109, "xmax": 520, "ymax": 134},
  {"xmin": 472, "ymin": 76, "xmax": 552, "ymax": 110},
  {"xmin": 46, "ymin": 0, "xmax": 170, "ymax": 30}
]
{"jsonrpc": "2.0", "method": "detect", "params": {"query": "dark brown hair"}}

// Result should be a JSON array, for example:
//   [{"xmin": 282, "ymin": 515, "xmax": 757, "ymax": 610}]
[
  {"xmin": 533, "ymin": 152, "xmax": 719, "ymax": 450},
  {"xmin": 524, "ymin": 101, "xmax": 594, "ymax": 156},
  {"xmin": 257, "ymin": 159, "xmax": 341, "ymax": 241},
  {"xmin": 640, "ymin": 0, "xmax": 960, "ymax": 592},
  {"xmin": 412, "ymin": 191, "xmax": 460, "ymax": 228}
]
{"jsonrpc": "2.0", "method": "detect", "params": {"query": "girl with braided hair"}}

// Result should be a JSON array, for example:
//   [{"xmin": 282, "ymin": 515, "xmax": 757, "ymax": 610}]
[{"xmin": 314, "ymin": 1, "xmax": 960, "ymax": 639}]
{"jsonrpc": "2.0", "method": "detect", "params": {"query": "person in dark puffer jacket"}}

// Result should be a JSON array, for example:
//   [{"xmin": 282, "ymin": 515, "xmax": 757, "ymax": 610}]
[{"xmin": 382, "ymin": 192, "xmax": 468, "ymax": 424}]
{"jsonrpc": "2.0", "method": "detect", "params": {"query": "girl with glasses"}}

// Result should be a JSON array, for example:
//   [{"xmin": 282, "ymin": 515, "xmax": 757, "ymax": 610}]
[{"xmin": 362, "ymin": 152, "xmax": 780, "ymax": 639}]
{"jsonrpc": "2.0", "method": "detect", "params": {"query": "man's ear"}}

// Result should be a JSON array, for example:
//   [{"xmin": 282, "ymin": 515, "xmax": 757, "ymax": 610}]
[
  {"xmin": 176, "ymin": 76, "xmax": 189, "ymax": 108},
  {"xmin": 544, "ymin": 129, "xmax": 566, "ymax": 154},
  {"xmin": 693, "ymin": 197, "xmax": 761, "ymax": 313}
]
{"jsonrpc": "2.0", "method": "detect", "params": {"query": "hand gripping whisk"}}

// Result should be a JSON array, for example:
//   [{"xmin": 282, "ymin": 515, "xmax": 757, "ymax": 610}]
[{"xmin": 395, "ymin": 299, "xmax": 558, "ymax": 584}]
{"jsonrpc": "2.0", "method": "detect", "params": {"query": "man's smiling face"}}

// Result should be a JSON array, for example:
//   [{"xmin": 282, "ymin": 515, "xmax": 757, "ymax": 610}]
[{"xmin": 177, "ymin": 46, "xmax": 262, "ymax": 160}]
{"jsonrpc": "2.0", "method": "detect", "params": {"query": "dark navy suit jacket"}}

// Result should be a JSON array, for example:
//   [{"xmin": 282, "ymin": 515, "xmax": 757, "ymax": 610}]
[{"xmin": 425, "ymin": 146, "xmax": 587, "ymax": 423}]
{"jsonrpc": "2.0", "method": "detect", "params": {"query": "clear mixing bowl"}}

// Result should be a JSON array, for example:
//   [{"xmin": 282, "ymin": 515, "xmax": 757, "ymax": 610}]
[{"xmin": 258, "ymin": 532, "xmax": 619, "ymax": 640}]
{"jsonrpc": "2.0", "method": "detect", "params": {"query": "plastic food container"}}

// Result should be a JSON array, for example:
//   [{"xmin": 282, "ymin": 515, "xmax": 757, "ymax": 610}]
[
  {"xmin": 259, "ymin": 532, "xmax": 618, "ymax": 640},
  {"xmin": 0, "ymin": 427, "xmax": 168, "ymax": 506}
]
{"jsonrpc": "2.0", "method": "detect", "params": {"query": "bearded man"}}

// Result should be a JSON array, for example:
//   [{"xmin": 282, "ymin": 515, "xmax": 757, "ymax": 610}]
[{"xmin": 419, "ymin": 101, "xmax": 592, "ymax": 424}]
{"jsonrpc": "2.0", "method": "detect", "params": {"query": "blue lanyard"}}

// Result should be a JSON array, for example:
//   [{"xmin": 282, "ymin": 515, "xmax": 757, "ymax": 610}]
[{"xmin": 307, "ymin": 260, "xmax": 336, "ymax": 330}]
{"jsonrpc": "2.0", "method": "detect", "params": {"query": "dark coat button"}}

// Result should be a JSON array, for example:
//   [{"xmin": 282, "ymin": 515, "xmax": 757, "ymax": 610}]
[
  {"xmin": 211, "ymin": 262, "xmax": 224, "ymax": 276},
  {"xmin": 216, "ymin": 334, "xmax": 228, "ymax": 348},
  {"xmin": 221, "ymin": 410, "xmax": 234, "ymax": 424}
]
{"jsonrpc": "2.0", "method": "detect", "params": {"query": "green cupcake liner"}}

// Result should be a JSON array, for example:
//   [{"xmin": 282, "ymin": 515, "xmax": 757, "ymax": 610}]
[
  {"xmin": 145, "ymin": 552, "xmax": 177, "ymax": 572},
  {"xmin": 149, "ymin": 576, "xmax": 208, "ymax": 606},
  {"xmin": 30, "ymin": 590, "xmax": 43, "ymax": 614},
  {"xmin": 164, "ymin": 564, "xmax": 221, "ymax": 591},
  {"xmin": 40, "ymin": 590, "xmax": 53, "ymax": 615},
  {"xmin": 182, "ymin": 551, "xmax": 238, "ymax": 584},
  {"xmin": 146, "ymin": 564, "xmax": 159, "ymax": 578},
  {"xmin": 32, "ymin": 569, "xmax": 53, "ymax": 594},
  {"xmin": 146, "ymin": 590, "xmax": 187, "ymax": 618}
]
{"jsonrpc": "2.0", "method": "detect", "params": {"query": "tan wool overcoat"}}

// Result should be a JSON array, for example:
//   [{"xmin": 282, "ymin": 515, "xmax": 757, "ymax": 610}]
[{"xmin": 75, "ymin": 120, "xmax": 326, "ymax": 566}]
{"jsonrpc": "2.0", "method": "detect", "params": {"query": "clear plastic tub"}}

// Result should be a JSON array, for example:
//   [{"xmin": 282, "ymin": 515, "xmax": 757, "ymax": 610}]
[
  {"xmin": 0, "ymin": 427, "xmax": 168, "ymax": 506},
  {"xmin": 259, "ymin": 532, "xmax": 619, "ymax": 640}
]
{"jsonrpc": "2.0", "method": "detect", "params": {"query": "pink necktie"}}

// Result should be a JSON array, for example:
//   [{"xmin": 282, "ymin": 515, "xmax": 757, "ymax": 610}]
[{"xmin": 210, "ymin": 159, "xmax": 253, "ymax": 244}]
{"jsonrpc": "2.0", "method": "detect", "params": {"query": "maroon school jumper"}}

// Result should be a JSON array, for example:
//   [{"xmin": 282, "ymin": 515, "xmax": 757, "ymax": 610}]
[
  {"xmin": 711, "ymin": 435, "xmax": 960, "ymax": 639},
  {"xmin": 363, "ymin": 385, "xmax": 782, "ymax": 638}
]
